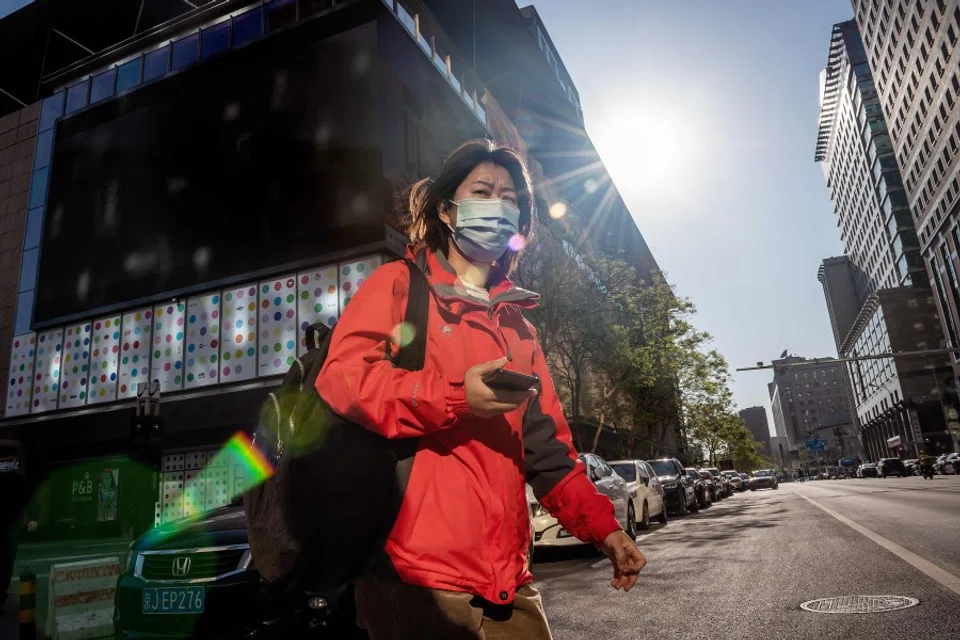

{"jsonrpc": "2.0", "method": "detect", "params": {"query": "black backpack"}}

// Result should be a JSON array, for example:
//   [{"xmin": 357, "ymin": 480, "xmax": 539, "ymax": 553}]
[{"xmin": 243, "ymin": 259, "xmax": 430, "ymax": 593}]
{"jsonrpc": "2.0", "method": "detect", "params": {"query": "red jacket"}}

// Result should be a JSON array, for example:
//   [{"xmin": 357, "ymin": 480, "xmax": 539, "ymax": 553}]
[{"xmin": 316, "ymin": 249, "xmax": 621, "ymax": 603}]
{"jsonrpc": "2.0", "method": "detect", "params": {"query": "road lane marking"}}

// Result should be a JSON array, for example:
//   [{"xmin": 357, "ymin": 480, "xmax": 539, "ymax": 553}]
[{"xmin": 793, "ymin": 488, "xmax": 960, "ymax": 597}]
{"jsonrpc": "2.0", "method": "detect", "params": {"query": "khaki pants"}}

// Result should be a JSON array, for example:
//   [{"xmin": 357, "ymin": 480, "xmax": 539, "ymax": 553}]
[{"xmin": 354, "ymin": 577, "xmax": 554, "ymax": 640}]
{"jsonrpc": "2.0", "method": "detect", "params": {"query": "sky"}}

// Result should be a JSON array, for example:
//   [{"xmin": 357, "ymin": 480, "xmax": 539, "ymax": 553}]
[
  {"xmin": 530, "ymin": 0, "xmax": 855, "ymax": 435},
  {"xmin": 0, "ymin": 0, "xmax": 29, "ymax": 20}
]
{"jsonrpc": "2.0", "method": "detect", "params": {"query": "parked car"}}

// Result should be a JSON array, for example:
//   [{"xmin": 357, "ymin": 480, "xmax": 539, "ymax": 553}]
[
  {"xmin": 610, "ymin": 459, "xmax": 668, "ymax": 531},
  {"xmin": 533, "ymin": 453, "xmax": 633, "ymax": 547},
  {"xmin": 698, "ymin": 470, "xmax": 721, "ymax": 502},
  {"xmin": 858, "ymin": 463, "xmax": 880, "ymax": 478},
  {"xmin": 739, "ymin": 472, "xmax": 751, "ymax": 487},
  {"xmin": 903, "ymin": 459, "xmax": 919, "ymax": 475},
  {"xmin": 749, "ymin": 469, "xmax": 779, "ymax": 490},
  {"xmin": 526, "ymin": 484, "xmax": 537, "ymax": 562},
  {"xmin": 646, "ymin": 457, "xmax": 699, "ymax": 516},
  {"xmin": 878, "ymin": 458, "xmax": 908, "ymax": 478},
  {"xmin": 684, "ymin": 468, "xmax": 712, "ymax": 509},
  {"xmin": 722, "ymin": 470, "xmax": 745, "ymax": 492},
  {"xmin": 703, "ymin": 467, "xmax": 731, "ymax": 497},
  {"xmin": 115, "ymin": 500, "xmax": 365, "ymax": 640},
  {"xmin": 937, "ymin": 452, "xmax": 959, "ymax": 474}
]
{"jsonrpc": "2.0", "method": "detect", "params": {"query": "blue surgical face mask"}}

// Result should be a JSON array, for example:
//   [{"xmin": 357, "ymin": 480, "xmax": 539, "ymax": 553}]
[{"xmin": 447, "ymin": 198, "xmax": 521, "ymax": 264}]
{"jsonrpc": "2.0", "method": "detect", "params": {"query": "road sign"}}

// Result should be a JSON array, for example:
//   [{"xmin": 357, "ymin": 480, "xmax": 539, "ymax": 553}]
[
  {"xmin": 840, "ymin": 458, "xmax": 856, "ymax": 467},
  {"xmin": 805, "ymin": 438, "xmax": 827, "ymax": 451}
]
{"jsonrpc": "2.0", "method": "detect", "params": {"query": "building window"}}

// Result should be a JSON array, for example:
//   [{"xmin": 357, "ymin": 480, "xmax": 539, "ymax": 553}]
[{"xmin": 931, "ymin": 255, "xmax": 960, "ymax": 346}]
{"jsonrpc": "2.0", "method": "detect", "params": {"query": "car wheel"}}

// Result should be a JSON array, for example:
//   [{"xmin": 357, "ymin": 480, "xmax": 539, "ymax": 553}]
[
  {"xmin": 657, "ymin": 502, "xmax": 668, "ymax": 524},
  {"xmin": 689, "ymin": 491, "xmax": 699, "ymax": 512},
  {"xmin": 638, "ymin": 501, "xmax": 650, "ymax": 530},
  {"xmin": 678, "ymin": 493, "xmax": 688, "ymax": 516},
  {"xmin": 625, "ymin": 502, "xmax": 637, "ymax": 539}
]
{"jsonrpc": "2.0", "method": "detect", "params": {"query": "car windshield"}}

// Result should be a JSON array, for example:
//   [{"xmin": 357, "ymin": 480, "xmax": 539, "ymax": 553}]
[
  {"xmin": 753, "ymin": 470, "xmax": 772, "ymax": 477},
  {"xmin": 649, "ymin": 460, "xmax": 676, "ymax": 476},
  {"xmin": 686, "ymin": 469, "xmax": 699, "ymax": 479},
  {"xmin": 611, "ymin": 464, "xmax": 636, "ymax": 482}
]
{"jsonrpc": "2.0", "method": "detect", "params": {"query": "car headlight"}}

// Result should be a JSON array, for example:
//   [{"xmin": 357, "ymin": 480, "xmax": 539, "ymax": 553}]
[
  {"xmin": 124, "ymin": 551, "xmax": 139, "ymax": 575},
  {"xmin": 662, "ymin": 481, "xmax": 678, "ymax": 489},
  {"xmin": 532, "ymin": 503, "xmax": 549, "ymax": 518}
]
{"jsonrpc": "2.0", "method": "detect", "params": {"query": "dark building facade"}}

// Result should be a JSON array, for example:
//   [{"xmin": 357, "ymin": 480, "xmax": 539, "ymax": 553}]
[
  {"xmin": 815, "ymin": 19, "xmax": 954, "ymax": 458},
  {"xmin": 0, "ymin": 0, "xmax": 508, "ymax": 539},
  {"xmin": 738, "ymin": 406, "xmax": 772, "ymax": 455}
]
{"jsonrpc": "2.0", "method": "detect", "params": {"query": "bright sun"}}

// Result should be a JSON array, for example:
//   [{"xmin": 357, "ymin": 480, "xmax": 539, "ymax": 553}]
[{"xmin": 589, "ymin": 104, "xmax": 701, "ymax": 209}]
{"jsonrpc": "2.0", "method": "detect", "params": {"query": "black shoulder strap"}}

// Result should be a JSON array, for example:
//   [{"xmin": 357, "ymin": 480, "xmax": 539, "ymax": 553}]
[{"xmin": 392, "ymin": 259, "xmax": 430, "ymax": 372}]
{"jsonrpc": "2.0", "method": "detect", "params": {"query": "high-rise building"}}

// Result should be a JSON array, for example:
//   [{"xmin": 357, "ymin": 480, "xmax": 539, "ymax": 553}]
[
  {"xmin": 818, "ymin": 256, "xmax": 863, "ymax": 348},
  {"xmin": 738, "ymin": 406, "xmax": 772, "ymax": 454},
  {"xmin": 824, "ymin": 14, "xmax": 960, "ymax": 455},
  {"xmin": 851, "ymin": 2, "xmax": 960, "ymax": 352},
  {"xmin": 767, "ymin": 356, "xmax": 857, "ymax": 460}
]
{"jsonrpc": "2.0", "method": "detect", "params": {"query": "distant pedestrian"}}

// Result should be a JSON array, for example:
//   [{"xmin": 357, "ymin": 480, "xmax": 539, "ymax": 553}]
[
  {"xmin": 797, "ymin": 468, "xmax": 805, "ymax": 483},
  {"xmin": 0, "ymin": 447, "xmax": 37, "ymax": 609}
]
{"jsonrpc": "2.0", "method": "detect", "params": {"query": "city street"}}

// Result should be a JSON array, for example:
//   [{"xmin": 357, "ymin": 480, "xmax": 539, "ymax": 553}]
[
  {"xmin": 3, "ymin": 477, "xmax": 960, "ymax": 638},
  {"xmin": 535, "ymin": 477, "xmax": 960, "ymax": 640}
]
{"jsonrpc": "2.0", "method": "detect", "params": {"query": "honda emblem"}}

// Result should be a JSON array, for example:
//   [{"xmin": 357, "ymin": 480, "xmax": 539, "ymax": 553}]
[{"xmin": 171, "ymin": 556, "xmax": 192, "ymax": 577}]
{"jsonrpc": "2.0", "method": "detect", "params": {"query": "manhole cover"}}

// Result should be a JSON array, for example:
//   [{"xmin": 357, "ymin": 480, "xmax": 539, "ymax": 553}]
[{"xmin": 800, "ymin": 596, "xmax": 919, "ymax": 614}]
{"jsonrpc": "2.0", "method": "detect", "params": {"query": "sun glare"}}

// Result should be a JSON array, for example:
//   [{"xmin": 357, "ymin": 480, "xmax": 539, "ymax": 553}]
[{"xmin": 590, "ymin": 104, "xmax": 700, "ymax": 208}]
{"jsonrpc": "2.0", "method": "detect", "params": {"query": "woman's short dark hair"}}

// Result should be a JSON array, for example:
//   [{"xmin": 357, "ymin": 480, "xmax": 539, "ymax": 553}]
[{"xmin": 402, "ymin": 139, "xmax": 535, "ymax": 275}]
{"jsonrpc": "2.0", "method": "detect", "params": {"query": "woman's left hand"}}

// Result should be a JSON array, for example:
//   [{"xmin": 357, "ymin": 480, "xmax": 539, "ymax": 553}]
[{"xmin": 599, "ymin": 530, "xmax": 646, "ymax": 591}]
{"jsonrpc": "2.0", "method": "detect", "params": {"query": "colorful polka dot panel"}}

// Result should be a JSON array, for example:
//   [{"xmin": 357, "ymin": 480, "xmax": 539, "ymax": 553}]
[
  {"xmin": 220, "ymin": 283, "xmax": 258, "ymax": 383},
  {"xmin": 32, "ymin": 328, "xmax": 63, "ymax": 414},
  {"xmin": 160, "ymin": 472, "xmax": 185, "ymax": 524},
  {"xmin": 339, "ymin": 255, "xmax": 383, "ymax": 315},
  {"xmin": 183, "ymin": 469, "xmax": 206, "ymax": 518},
  {"xmin": 58, "ymin": 322, "xmax": 92, "ymax": 409},
  {"xmin": 150, "ymin": 302, "xmax": 186, "ymax": 392},
  {"xmin": 118, "ymin": 308, "xmax": 154, "ymax": 399},
  {"xmin": 6, "ymin": 333, "xmax": 36, "ymax": 417},
  {"xmin": 204, "ymin": 465, "xmax": 231, "ymax": 510},
  {"xmin": 184, "ymin": 293, "xmax": 221, "ymax": 390},
  {"xmin": 258, "ymin": 274, "xmax": 298, "ymax": 376},
  {"xmin": 88, "ymin": 315, "xmax": 121, "ymax": 405},
  {"xmin": 296, "ymin": 265, "xmax": 340, "ymax": 355}
]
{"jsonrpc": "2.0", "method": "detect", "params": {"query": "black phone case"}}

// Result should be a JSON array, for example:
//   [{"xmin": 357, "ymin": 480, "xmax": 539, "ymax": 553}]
[{"xmin": 484, "ymin": 369, "xmax": 540, "ymax": 391}]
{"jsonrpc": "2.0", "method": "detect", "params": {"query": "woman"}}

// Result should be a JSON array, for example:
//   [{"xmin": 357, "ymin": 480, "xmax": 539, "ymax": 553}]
[{"xmin": 316, "ymin": 139, "xmax": 645, "ymax": 638}]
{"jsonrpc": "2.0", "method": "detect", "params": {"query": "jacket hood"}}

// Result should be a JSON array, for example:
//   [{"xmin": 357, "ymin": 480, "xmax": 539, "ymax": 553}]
[{"xmin": 406, "ymin": 247, "xmax": 539, "ymax": 314}]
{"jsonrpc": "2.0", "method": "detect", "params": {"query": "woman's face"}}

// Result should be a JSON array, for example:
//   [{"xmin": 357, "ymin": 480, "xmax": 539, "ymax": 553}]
[{"xmin": 439, "ymin": 161, "xmax": 518, "ymax": 230}]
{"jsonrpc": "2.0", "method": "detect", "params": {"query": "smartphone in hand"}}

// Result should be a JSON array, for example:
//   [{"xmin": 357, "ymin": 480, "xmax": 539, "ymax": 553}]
[{"xmin": 483, "ymin": 369, "xmax": 541, "ymax": 392}]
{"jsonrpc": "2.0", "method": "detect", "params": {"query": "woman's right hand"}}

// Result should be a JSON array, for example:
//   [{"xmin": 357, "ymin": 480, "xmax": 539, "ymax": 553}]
[{"xmin": 465, "ymin": 358, "xmax": 538, "ymax": 418}]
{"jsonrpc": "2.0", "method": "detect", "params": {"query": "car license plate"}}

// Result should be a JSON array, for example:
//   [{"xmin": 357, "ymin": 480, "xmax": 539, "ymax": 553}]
[{"xmin": 142, "ymin": 586, "xmax": 205, "ymax": 615}]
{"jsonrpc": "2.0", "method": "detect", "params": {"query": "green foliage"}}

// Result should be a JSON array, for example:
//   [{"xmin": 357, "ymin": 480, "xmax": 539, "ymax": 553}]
[{"xmin": 514, "ymin": 213, "xmax": 751, "ymax": 463}]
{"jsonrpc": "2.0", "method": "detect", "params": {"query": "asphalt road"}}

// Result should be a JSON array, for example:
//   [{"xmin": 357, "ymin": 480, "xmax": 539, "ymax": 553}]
[{"xmin": 533, "ymin": 476, "xmax": 960, "ymax": 640}]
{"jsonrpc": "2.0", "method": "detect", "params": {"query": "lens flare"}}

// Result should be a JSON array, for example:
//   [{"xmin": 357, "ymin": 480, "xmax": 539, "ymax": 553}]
[
  {"xmin": 584, "ymin": 179, "xmax": 599, "ymax": 194},
  {"xmin": 508, "ymin": 234, "xmax": 526, "ymax": 252},
  {"xmin": 208, "ymin": 431, "xmax": 275, "ymax": 495},
  {"xmin": 391, "ymin": 322, "xmax": 417, "ymax": 347},
  {"xmin": 548, "ymin": 202, "xmax": 568, "ymax": 220}
]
